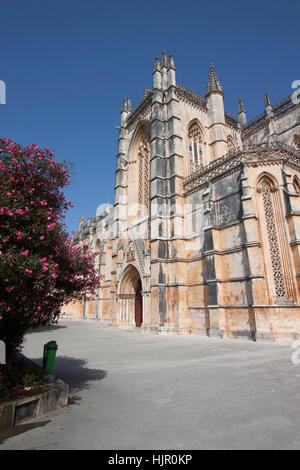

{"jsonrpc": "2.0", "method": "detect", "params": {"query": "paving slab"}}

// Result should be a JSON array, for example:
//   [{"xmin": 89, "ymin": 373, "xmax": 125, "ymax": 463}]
[{"xmin": 1, "ymin": 320, "xmax": 300, "ymax": 450}]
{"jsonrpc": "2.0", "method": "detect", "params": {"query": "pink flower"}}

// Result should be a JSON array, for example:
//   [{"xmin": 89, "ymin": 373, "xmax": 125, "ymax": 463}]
[
  {"xmin": 25, "ymin": 268, "xmax": 32, "ymax": 275},
  {"xmin": 21, "ymin": 250, "xmax": 29, "ymax": 256},
  {"xmin": 5, "ymin": 286, "xmax": 14, "ymax": 293}
]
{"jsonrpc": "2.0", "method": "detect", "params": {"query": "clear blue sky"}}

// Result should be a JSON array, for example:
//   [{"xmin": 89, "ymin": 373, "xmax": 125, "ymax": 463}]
[{"xmin": 0, "ymin": 0, "xmax": 299, "ymax": 233}]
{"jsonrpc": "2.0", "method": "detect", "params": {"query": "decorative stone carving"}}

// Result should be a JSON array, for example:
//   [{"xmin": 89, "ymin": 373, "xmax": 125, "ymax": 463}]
[{"xmin": 259, "ymin": 178, "xmax": 286, "ymax": 298}]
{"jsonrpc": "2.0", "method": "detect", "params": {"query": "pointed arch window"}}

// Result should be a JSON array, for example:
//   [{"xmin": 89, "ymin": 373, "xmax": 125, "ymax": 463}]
[
  {"xmin": 137, "ymin": 134, "xmax": 150, "ymax": 218},
  {"xmin": 128, "ymin": 123, "xmax": 151, "ymax": 224},
  {"xmin": 257, "ymin": 176, "xmax": 296, "ymax": 302},
  {"xmin": 188, "ymin": 122, "xmax": 204, "ymax": 173}
]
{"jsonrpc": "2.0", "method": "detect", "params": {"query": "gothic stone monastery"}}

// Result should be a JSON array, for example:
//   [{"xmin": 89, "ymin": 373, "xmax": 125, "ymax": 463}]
[{"xmin": 64, "ymin": 52, "xmax": 300, "ymax": 341}]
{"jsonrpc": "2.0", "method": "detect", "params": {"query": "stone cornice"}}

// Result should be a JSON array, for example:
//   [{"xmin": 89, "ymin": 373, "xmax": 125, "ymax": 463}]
[{"xmin": 183, "ymin": 143, "xmax": 300, "ymax": 196}]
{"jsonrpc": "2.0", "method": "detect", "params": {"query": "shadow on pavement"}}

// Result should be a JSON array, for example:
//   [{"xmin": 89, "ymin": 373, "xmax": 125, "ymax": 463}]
[
  {"xmin": 26, "ymin": 324, "xmax": 68, "ymax": 334},
  {"xmin": 32, "ymin": 356, "xmax": 108, "ymax": 405},
  {"xmin": 0, "ymin": 357, "xmax": 107, "ymax": 445}
]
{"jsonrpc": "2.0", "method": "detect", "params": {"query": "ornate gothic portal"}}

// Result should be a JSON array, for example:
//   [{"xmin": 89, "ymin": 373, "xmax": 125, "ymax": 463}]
[{"xmin": 118, "ymin": 265, "xmax": 143, "ymax": 328}]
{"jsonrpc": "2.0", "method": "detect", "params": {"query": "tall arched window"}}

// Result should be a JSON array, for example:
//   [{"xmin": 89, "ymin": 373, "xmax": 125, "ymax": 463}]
[
  {"xmin": 128, "ymin": 123, "xmax": 151, "ymax": 223},
  {"xmin": 137, "ymin": 134, "xmax": 150, "ymax": 218},
  {"xmin": 257, "ymin": 175, "xmax": 296, "ymax": 302},
  {"xmin": 188, "ymin": 122, "xmax": 204, "ymax": 174}
]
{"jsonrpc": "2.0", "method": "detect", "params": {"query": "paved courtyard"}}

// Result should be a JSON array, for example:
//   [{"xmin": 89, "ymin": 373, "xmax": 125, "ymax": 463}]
[{"xmin": 1, "ymin": 320, "xmax": 300, "ymax": 450}]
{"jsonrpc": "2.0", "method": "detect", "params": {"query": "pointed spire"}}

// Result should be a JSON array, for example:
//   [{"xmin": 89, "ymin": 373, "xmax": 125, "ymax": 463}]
[
  {"xmin": 238, "ymin": 97, "xmax": 245, "ymax": 114},
  {"xmin": 168, "ymin": 55, "xmax": 175, "ymax": 70},
  {"xmin": 265, "ymin": 92, "xmax": 273, "ymax": 118},
  {"xmin": 265, "ymin": 92, "xmax": 271, "ymax": 108},
  {"xmin": 206, "ymin": 63, "xmax": 223, "ymax": 96},
  {"xmin": 161, "ymin": 49, "xmax": 168, "ymax": 68},
  {"xmin": 79, "ymin": 214, "xmax": 84, "ymax": 230},
  {"xmin": 127, "ymin": 95, "xmax": 132, "ymax": 112},
  {"xmin": 121, "ymin": 97, "xmax": 127, "ymax": 112},
  {"xmin": 238, "ymin": 97, "xmax": 247, "ymax": 126},
  {"xmin": 153, "ymin": 56, "xmax": 161, "ymax": 74}
]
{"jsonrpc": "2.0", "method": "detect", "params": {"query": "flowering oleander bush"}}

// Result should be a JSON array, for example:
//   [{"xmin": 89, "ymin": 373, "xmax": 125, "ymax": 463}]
[{"xmin": 0, "ymin": 138, "xmax": 99, "ymax": 359}]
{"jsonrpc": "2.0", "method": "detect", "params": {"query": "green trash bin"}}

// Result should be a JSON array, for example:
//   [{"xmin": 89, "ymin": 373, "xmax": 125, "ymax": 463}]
[{"xmin": 43, "ymin": 341, "xmax": 58, "ymax": 372}]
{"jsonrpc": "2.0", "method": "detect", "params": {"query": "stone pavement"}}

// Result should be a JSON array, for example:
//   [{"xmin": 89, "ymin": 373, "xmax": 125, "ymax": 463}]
[{"xmin": 1, "ymin": 320, "xmax": 300, "ymax": 450}]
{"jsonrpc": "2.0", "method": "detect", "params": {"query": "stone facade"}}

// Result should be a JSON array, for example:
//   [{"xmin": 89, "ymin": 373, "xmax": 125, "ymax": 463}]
[{"xmin": 63, "ymin": 52, "xmax": 300, "ymax": 341}]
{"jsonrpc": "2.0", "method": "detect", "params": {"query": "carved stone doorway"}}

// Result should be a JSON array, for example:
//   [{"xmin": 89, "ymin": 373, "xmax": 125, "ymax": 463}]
[{"xmin": 119, "ymin": 265, "xmax": 143, "ymax": 328}]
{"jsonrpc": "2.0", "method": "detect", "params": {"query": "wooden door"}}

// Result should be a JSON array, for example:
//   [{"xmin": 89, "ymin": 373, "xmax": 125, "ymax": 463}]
[{"xmin": 135, "ymin": 281, "xmax": 143, "ymax": 327}]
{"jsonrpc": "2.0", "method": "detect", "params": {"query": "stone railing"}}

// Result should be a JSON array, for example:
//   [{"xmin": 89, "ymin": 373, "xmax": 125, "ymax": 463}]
[
  {"xmin": 242, "ymin": 111, "xmax": 268, "ymax": 134},
  {"xmin": 225, "ymin": 112, "xmax": 239, "ymax": 128},
  {"xmin": 242, "ymin": 94, "xmax": 296, "ymax": 135},
  {"xmin": 175, "ymin": 84, "xmax": 207, "ymax": 111}
]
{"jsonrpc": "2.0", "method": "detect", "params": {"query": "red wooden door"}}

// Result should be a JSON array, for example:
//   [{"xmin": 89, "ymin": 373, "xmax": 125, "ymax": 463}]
[{"xmin": 135, "ymin": 282, "xmax": 143, "ymax": 327}]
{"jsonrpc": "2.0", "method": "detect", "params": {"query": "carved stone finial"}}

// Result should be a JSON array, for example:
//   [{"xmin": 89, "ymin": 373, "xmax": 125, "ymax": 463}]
[
  {"xmin": 206, "ymin": 63, "xmax": 223, "ymax": 96},
  {"xmin": 161, "ymin": 49, "xmax": 168, "ymax": 68},
  {"xmin": 127, "ymin": 96, "xmax": 132, "ymax": 112},
  {"xmin": 153, "ymin": 56, "xmax": 161, "ymax": 74},
  {"xmin": 238, "ymin": 97, "xmax": 246, "ymax": 114},
  {"xmin": 168, "ymin": 55, "xmax": 175, "ymax": 70}
]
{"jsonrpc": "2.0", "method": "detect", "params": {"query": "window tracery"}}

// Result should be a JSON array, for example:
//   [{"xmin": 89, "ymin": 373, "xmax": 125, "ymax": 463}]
[
  {"xmin": 260, "ymin": 178, "xmax": 286, "ymax": 298},
  {"xmin": 258, "ymin": 176, "xmax": 296, "ymax": 302},
  {"xmin": 188, "ymin": 122, "xmax": 204, "ymax": 174},
  {"xmin": 137, "ymin": 135, "xmax": 150, "ymax": 217}
]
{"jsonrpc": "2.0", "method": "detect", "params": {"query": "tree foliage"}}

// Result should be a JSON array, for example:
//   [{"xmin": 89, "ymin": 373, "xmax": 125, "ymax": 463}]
[{"xmin": 0, "ymin": 138, "xmax": 99, "ymax": 355}]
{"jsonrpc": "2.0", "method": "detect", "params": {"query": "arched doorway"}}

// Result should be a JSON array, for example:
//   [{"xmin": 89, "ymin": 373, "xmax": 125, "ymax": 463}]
[{"xmin": 119, "ymin": 265, "xmax": 143, "ymax": 328}]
